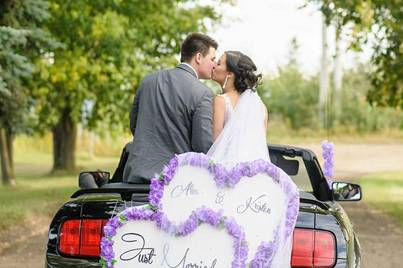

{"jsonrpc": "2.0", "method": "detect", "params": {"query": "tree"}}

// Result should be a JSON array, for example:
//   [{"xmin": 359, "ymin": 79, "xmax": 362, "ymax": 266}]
[
  {"xmin": 32, "ymin": 0, "xmax": 225, "ymax": 172},
  {"xmin": 261, "ymin": 38, "xmax": 319, "ymax": 130},
  {"xmin": 0, "ymin": 0, "xmax": 57, "ymax": 185},
  {"xmin": 333, "ymin": 26, "xmax": 343, "ymax": 116},
  {"xmin": 306, "ymin": 0, "xmax": 402, "ymax": 108},
  {"xmin": 319, "ymin": 14, "xmax": 330, "ymax": 128}
]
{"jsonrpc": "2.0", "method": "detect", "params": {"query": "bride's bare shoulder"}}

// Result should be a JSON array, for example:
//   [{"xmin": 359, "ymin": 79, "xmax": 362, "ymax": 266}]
[
  {"xmin": 214, "ymin": 94, "xmax": 226, "ymax": 105},
  {"xmin": 213, "ymin": 96, "xmax": 226, "ymax": 115}
]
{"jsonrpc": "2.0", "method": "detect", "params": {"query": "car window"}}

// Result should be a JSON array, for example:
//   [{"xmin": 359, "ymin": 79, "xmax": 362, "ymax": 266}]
[{"xmin": 283, "ymin": 155, "xmax": 313, "ymax": 192}]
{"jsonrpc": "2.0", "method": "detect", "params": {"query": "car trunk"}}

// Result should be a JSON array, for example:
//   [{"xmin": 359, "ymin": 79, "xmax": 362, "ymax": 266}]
[{"xmin": 47, "ymin": 190, "xmax": 345, "ymax": 267}]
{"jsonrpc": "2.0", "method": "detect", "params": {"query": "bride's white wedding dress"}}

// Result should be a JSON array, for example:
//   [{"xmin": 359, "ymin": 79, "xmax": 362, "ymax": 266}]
[
  {"xmin": 207, "ymin": 89, "xmax": 298, "ymax": 268},
  {"xmin": 207, "ymin": 89, "xmax": 271, "ymax": 167}
]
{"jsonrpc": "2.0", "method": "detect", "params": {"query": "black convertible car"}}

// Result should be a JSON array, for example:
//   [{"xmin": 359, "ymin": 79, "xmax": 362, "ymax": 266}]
[{"xmin": 45, "ymin": 144, "xmax": 362, "ymax": 267}]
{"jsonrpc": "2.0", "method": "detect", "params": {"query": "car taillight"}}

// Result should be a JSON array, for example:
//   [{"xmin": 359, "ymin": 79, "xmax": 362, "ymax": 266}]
[
  {"xmin": 59, "ymin": 219, "xmax": 107, "ymax": 257},
  {"xmin": 291, "ymin": 228, "xmax": 336, "ymax": 268},
  {"xmin": 59, "ymin": 219, "xmax": 81, "ymax": 255},
  {"xmin": 80, "ymin": 219, "xmax": 104, "ymax": 256}
]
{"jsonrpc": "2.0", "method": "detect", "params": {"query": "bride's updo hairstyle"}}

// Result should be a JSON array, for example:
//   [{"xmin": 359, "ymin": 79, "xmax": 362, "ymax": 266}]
[{"xmin": 225, "ymin": 51, "xmax": 262, "ymax": 93}]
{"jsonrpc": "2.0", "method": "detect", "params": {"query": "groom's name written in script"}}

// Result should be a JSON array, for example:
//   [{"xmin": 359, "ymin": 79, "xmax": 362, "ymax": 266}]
[{"xmin": 170, "ymin": 182, "xmax": 199, "ymax": 198}]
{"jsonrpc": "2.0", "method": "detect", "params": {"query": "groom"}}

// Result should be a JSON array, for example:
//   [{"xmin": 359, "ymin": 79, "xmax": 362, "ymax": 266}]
[{"xmin": 123, "ymin": 33, "xmax": 218, "ymax": 183}]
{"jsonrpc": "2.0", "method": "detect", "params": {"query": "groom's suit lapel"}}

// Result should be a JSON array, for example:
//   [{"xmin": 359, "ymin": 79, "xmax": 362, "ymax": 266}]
[{"xmin": 176, "ymin": 63, "xmax": 198, "ymax": 79}]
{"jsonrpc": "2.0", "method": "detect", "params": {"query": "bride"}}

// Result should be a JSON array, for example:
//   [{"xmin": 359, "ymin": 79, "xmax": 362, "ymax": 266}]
[
  {"xmin": 208, "ymin": 50, "xmax": 270, "ymax": 166},
  {"xmin": 208, "ymin": 51, "xmax": 299, "ymax": 267}
]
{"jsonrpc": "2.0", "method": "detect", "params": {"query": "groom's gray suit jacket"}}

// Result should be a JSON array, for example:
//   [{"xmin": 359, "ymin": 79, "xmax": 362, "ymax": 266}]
[{"xmin": 123, "ymin": 63, "xmax": 214, "ymax": 183}]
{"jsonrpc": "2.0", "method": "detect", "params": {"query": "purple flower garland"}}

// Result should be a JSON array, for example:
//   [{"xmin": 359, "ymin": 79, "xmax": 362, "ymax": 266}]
[
  {"xmin": 322, "ymin": 140, "xmax": 334, "ymax": 188},
  {"xmin": 100, "ymin": 206, "xmax": 154, "ymax": 268},
  {"xmin": 250, "ymin": 229, "xmax": 279, "ymax": 268},
  {"xmin": 99, "ymin": 206, "xmax": 248, "ymax": 268},
  {"xmin": 149, "ymin": 152, "xmax": 300, "ymax": 267}
]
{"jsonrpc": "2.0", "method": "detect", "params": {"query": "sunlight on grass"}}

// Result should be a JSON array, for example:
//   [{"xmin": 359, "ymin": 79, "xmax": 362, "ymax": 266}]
[
  {"xmin": 360, "ymin": 172, "xmax": 403, "ymax": 227},
  {"xmin": 268, "ymin": 119, "xmax": 403, "ymax": 145},
  {"xmin": 0, "ymin": 150, "xmax": 119, "ymax": 231},
  {"xmin": 0, "ymin": 204, "xmax": 25, "ymax": 229},
  {"xmin": 0, "ymin": 175, "xmax": 77, "ymax": 229}
]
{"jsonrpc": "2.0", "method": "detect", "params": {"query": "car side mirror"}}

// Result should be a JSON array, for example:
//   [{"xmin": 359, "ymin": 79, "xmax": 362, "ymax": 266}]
[
  {"xmin": 332, "ymin": 182, "xmax": 362, "ymax": 201},
  {"xmin": 78, "ymin": 171, "xmax": 110, "ymax": 189}
]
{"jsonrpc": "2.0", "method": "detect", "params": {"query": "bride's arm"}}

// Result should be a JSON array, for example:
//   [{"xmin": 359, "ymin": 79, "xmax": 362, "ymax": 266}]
[
  {"xmin": 263, "ymin": 104, "xmax": 269, "ymax": 136},
  {"xmin": 212, "ymin": 95, "xmax": 225, "ymax": 141}
]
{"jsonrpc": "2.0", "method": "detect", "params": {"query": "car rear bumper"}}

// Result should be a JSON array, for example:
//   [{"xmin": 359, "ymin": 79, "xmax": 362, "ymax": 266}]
[
  {"xmin": 46, "ymin": 253, "xmax": 351, "ymax": 268},
  {"xmin": 46, "ymin": 253, "xmax": 101, "ymax": 268}
]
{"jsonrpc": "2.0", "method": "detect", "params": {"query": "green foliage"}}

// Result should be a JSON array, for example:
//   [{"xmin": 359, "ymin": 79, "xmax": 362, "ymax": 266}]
[
  {"xmin": 32, "ymin": 0, "xmax": 224, "ymax": 134},
  {"xmin": 0, "ymin": 0, "xmax": 58, "ymax": 132},
  {"xmin": 337, "ymin": 65, "xmax": 403, "ymax": 133},
  {"xmin": 306, "ymin": 0, "xmax": 403, "ymax": 108},
  {"xmin": 262, "ymin": 63, "xmax": 402, "ymax": 133},
  {"xmin": 260, "ymin": 38, "xmax": 320, "ymax": 130},
  {"xmin": 261, "ymin": 68, "xmax": 319, "ymax": 130},
  {"xmin": 260, "ymin": 38, "xmax": 402, "ymax": 133}
]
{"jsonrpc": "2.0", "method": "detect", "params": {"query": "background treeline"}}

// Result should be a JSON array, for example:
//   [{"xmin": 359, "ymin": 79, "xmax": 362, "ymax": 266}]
[
  {"xmin": 1, "ymin": 0, "xmax": 402, "ymax": 186},
  {"xmin": 260, "ymin": 54, "xmax": 402, "ymax": 134}
]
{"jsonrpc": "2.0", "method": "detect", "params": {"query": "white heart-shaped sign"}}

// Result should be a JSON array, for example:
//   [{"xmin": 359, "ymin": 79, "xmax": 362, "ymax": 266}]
[
  {"xmin": 149, "ymin": 152, "xmax": 299, "ymax": 266},
  {"xmin": 101, "ymin": 152, "xmax": 299, "ymax": 268},
  {"xmin": 100, "ymin": 206, "xmax": 248, "ymax": 268}
]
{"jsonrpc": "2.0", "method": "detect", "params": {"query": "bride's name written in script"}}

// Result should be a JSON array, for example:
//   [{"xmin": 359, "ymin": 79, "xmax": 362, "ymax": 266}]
[
  {"xmin": 170, "ymin": 181, "xmax": 199, "ymax": 198},
  {"xmin": 119, "ymin": 233, "xmax": 156, "ymax": 264},
  {"xmin": 237, "ymin": 194, "xmax": 272, "ymax": 215},
  {"xmin": 161, "ymin": 244, "xmax": 217, "ymax": 268}
]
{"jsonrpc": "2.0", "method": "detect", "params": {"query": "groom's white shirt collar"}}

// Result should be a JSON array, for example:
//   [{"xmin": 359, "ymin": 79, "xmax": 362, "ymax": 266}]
[{"xmin": 181, "ymin": 62, "xmax": 198, "ymax": 79}]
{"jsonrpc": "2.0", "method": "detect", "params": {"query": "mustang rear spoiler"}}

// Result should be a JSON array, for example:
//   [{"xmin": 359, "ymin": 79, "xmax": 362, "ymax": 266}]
[{"xmin": 71, "ymin": 185, "xmax": 150, "ymax": 200}]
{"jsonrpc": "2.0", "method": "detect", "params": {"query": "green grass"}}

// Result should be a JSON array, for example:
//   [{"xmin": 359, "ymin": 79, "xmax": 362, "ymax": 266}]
[
  {"xmin": 360, "ymin": 171, "xmax": 403, "ymax": 227},
  {"xmin": 267, "ymin": 118, "xmax": 403, "ymax": 145},
  {"xmin": 0, "ymin": 176, "xmax": 77, "ymax": 229},
  {"xmin": 0, "ymin": 152, "xmax": 119, "ymax": 230}
]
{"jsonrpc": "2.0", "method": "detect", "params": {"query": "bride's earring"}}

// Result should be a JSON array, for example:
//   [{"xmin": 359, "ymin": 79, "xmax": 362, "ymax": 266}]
[{"xmin": 222, "ymin": 74, "xmax": 229, "ymax": 89}]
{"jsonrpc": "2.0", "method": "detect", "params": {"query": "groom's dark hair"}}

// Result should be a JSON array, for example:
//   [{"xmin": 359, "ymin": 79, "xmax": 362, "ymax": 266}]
[{"xmin": 180, "ymin": 33, "xmax": 218, "ymax": 63}]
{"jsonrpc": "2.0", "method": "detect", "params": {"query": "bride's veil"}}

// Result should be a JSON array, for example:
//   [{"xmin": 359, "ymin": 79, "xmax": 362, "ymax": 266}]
[
  {"xmin": 207, "ymin": 89, "xmax": 296, "ymax": 267},
  {"xmin": 207, "ymin": 89, "xmax": 270, "ymax": 167}
]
